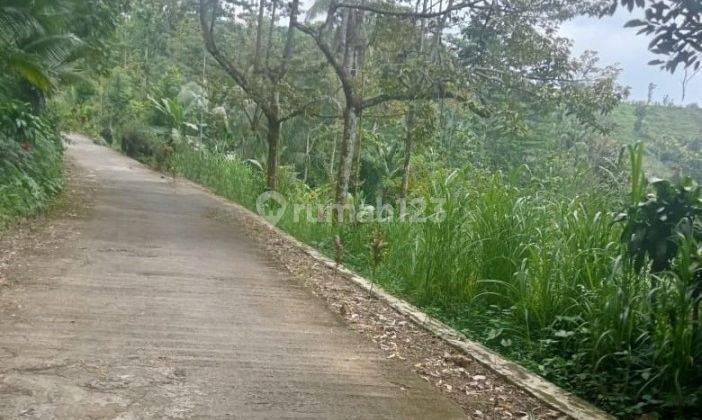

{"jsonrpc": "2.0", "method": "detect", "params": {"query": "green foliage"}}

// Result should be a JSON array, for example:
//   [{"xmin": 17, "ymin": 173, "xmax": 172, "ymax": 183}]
[
  {"xmin": 119, "ymin": 125, "xmax": 177, "ymax": 172},
  {"xmin": 169, "ymin": 149, "xmax": 265, "ymax": 209},
  {"xmin": 0, "ymin": 0, "xmax": 122, "ymax": 104},
  {"xmin": 620, "ymin": 175, "xmax": 702, "ymax": 273},
  {"xmin": 628, "ymin": 142, "xmax": 647, "ymax": 203},
  {"xmin": 605, "ymin": 102, "xmax": 702, "ymax": 182},
  {"xmin": 0, "ymin": 0, "xmax": 121, "ymax": 230},
  {"xmin": 0, "ymin": 101, "xmax": 63, "ymax": 230}
]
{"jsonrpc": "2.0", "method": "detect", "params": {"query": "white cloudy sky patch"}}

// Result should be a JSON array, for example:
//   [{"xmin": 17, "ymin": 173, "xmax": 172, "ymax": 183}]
[{"xmin": 560, "ymin": 9, "xmax": 701, "ymax": 105}]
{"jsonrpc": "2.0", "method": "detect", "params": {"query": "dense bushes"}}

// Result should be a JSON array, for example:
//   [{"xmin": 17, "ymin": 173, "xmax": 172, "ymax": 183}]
[
  {"xmin": 118, "ymin": 125, "xmax": 179, "ymax": 172},
  {"xmin": 169, "ymin": 148, "xmax": 701, "ymax": 417},
  {"xmin": 120, "ymin": 126, "xmax": 157, "ymax": 161},
  {"xmin": 0, "ymin": 102, "xmax": 63, "ymax": 231}
]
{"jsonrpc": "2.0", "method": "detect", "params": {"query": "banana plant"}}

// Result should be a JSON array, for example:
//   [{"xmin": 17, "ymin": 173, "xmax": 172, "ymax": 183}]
[{"xmin": 148, "ymin": 96, "xmax": 198, "ymax": 145}]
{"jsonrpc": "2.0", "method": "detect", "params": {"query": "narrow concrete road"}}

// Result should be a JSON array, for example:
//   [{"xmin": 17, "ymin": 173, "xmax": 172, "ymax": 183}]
[{"xmin": 0, "ymin": 135, "xmax": 465, "ymax": 419}]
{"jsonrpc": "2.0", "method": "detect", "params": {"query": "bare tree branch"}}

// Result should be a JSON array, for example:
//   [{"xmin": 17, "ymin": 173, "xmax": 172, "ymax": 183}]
[
  {"xmin": 332, "ymin": 0, "xmax": 487, "ymax": 19},
  {"xmin": 198, "ymin": 0, "xmax": 268, "ymax": 113},
  {"xmin": 362, "ymin": 89, "xmax": 466, "ymax": 109},
  {"xmin": 294, "ymin": 21, "xmax": 351, "ymax": 100}
]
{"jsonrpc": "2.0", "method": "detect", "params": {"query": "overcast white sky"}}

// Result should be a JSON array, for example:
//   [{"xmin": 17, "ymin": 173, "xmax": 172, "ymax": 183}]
[
  {"xmin": 560, "ymin": 8, "xmax": 701, "ymax": 106},
  {"xmin": 295, "ymin": 2, "xmax": 700, "ymax": 104}
]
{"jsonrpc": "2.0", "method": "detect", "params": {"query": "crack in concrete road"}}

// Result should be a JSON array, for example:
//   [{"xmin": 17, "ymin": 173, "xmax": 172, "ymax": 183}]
[{"xmin": 0, "ymin": 134, "xmax": 466, "ymax": 419}]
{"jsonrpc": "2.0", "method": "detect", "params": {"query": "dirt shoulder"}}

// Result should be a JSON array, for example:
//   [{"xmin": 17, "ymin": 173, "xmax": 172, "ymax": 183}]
[{"xmin": 0, "ymin": 156, "xmax": 95, "ymax": 294}]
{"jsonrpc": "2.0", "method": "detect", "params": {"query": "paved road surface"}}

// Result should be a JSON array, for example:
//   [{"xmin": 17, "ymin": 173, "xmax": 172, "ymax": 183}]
[{"xmin": 0, "ymin": 135, "xmax": 465, "ymax": 418}]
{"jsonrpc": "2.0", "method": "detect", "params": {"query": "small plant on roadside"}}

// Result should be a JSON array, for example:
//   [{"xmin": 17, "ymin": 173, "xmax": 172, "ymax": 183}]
[
  {"xmin": 368, "ymin": 229, "xmax": 388, "ymax": 298},
  {"xmin": 334, "ymin": 235, "xmax": 344, "ymax": 268}
]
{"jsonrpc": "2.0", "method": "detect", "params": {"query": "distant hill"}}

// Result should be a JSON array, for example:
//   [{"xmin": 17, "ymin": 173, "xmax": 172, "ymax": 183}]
[{"xmin": 603, "ymin": 102, "xmax": 702, "ymax": 181}]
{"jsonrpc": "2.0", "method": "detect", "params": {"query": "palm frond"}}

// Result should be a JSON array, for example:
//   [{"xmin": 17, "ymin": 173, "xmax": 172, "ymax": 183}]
[
  {"xmin": 5, "ymin": 51, "xmax": 53, "ymax": 91},
  {"xmin": 21, "ymin": 33, "xmax": 83, "ymax": 65},
  {"xmin": 0, "ymin": 6, "xmax": 42, "ymax": 42}
]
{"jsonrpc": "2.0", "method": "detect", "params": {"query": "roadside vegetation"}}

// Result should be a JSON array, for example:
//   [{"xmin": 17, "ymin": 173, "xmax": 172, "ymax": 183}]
[
  {"xmin": 6, "ymin": 0, "xmax": 701, "ymax": 417},
  {"xmin": 0, "ymin": 1, "xmax": 120, "ymax": 230},
  {"xmin": 0, "ymin": 103, "xmax": 62, "ymax": 230}
]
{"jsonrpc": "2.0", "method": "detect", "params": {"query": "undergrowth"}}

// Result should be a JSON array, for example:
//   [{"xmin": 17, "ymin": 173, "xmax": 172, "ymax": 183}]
[{"xmin": 0, "ymin": 102, "xmax": 63, "ymax": 232}]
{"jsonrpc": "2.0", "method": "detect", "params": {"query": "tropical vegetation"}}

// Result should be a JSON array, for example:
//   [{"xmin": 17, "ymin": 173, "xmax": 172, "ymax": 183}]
[
  {"xmin": 0, "ymin": 0, "xmax": 121, "ymax": 229},
  {"xmin": 3, "ymin": 0, "xmax": 701, "ymax": 417}
]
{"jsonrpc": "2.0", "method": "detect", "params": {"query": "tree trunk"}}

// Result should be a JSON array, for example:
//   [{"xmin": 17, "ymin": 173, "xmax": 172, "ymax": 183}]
[
  {"xmin": 253, "ymin": 0, "xmax": 265, "ymax": 69},
  {"xmin": 327, "ymin": 124, "xmax": 337, "ymax": 178},
  {"xmin": 265, "ymin": 0, "xmax": 278, "ymax": 67},
  {"xmin": 351, "ymin": 108, "xmax": 364, "ymax": 196},
  {"xmin": 335, "ymin": 105, "xmax": 358, "ymax": 205},
  {"xmin": 400, "ymin": 106, "xmax": 415, "ymax": 198},
  {"xmin": 419, "ymin": 0, "xmax": 428, "ymax": 52},
  {"xmin": 334, "ymin": 8, "xmax": 358, "ymax": 206},
  {"xmin": 266, "ymin": 118, "xmax": 280, "ymax": 190},
  {"xmin": 303, "ymin": 133, "xmax": 310, "ymax": 184}
]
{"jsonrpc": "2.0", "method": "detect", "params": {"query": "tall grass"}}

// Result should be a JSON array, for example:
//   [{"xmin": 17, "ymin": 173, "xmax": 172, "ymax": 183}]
[
  {"xmin": 170, "ymin": 148, "xmax": 701, "ymax": 417},
  {"xmin": 170, "ymin": 148, "xmax": 265, "ymax": 208}
]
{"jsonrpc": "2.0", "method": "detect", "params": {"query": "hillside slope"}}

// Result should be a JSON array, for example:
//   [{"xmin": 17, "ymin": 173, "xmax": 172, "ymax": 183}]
[{"xmin": 604, "ymin": 103, "xmax": 702, "ymax": 180}]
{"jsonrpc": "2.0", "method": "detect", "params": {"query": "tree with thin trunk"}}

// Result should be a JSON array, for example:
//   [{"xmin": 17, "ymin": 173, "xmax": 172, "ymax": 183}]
[
  {"xmin": 198, "ymin": 0, "xmax": 322, "ymax": 189},
  {"xmin": 298, "ymin": 0, "xmax": 626, "ymax": 203},
  {"xmin": 294, "ymin": 5, "xmax": 367, "ymax": 205},
  {"xmin": 295, "ymin": 1, "xmax": 472, "ymax": 206}
]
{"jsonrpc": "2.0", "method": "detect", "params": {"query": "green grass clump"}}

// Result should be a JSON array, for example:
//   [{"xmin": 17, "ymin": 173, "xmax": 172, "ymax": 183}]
[{"xmin": 169, "ymin": 148, "xmax": 265, "ymax": 209}]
